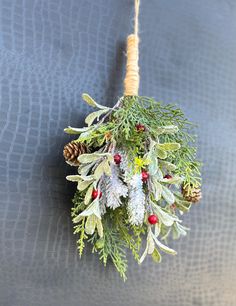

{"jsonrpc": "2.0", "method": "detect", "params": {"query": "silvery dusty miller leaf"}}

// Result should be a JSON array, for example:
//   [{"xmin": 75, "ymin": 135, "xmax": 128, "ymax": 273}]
[
  {"xmin": 82, "ymin": 93, "xmax": 109, "ymax": 110},
  {"xmin": 85, "ymin": 109, "xmax": 110, "ymax": 126}
]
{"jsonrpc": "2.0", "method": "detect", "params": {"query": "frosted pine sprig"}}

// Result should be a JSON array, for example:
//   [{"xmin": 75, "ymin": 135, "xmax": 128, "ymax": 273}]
[
  {"xmin": 104, "ymin": 165, "xmax": 128, "ymax": 210},
  {"xmin": 127, "ymin": 174, "xmax": 145, "ymax": 225},
  {"xmin": 117, "ymin": 150, "xmax": 129, "ymax": 173},
  {"xmin": 117, "ymin": 149, "xmax": 134, "ymax": 183}
]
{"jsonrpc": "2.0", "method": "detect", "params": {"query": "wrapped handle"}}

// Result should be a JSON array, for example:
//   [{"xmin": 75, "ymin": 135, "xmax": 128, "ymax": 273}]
[{"xmin": 123, "ymin": 0, "xmax": 140, "ymax": 96}]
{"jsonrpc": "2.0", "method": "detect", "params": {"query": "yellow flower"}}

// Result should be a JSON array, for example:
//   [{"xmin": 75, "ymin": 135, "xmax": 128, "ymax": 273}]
[{"xmin": 134, "ymin": 157, "xmax": 150, "ymax": 172}]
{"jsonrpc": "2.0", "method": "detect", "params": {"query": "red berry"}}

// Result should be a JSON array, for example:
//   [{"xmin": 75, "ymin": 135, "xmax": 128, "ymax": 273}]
[
  {"xmin": 148, "ymin": 214, "xmax": 159, "ymax": 225},
  {"xmin": 92, "ymin": 189, "xmax": 102, "ymax": 200},
  {"xmin": 114, "ymin": 153, "xmax": 122, "ymax": 165},
  {"xmin": 171, "ymin": 203, "xmax": 177, "ymax": 209},
  {"xmin": 141, "ymin": 170, "xmax": 149, "ymax": 182},
  {"xmin": 136, "ymin": 123, "xmax": 145, "ymax": 132},
  {"xmin": 164, "ymin": 174, "xmax": 173, "ymax": 179}
]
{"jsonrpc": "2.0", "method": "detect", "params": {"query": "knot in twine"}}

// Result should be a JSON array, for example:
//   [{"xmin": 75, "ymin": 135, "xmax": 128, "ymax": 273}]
[{"xmin": 124, "ymin": 0, "xmax": 140, "ymax": 96}]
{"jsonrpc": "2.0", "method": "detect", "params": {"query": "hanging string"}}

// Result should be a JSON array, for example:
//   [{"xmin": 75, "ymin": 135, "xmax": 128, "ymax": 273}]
[
  {"xmin": 124, "ymin": 0, "xmax": 140, "ymax": 96},
  {"xmin": 134, "ymin": 0, "xmax": 140, "ymax": 37}
]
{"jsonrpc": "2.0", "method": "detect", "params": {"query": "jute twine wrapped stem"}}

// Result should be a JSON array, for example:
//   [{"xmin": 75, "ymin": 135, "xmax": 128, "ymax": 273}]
[{"xmin": 124, "ymin": 0, "xmax": 140, "ymax": 96}]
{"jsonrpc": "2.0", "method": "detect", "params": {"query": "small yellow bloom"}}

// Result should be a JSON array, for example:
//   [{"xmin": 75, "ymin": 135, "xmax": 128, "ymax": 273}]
[{"xmin": 134, "ymin": 157, "xmax": 150, "ymax": 172}]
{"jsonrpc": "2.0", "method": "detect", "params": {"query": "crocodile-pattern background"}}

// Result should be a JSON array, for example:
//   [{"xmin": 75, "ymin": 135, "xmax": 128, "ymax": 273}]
[{"xmin": 0, "ymin": 0, "xmax": 236, "ymax": 305}]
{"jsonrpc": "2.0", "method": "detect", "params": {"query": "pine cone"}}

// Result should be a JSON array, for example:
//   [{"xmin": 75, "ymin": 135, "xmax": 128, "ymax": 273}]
[
  {"xmin": 182, "ymin": 185, "xmax": 202, "ymax": 203},
  {"xmin": 63, "ymin": 141, "xmax": 88, "ymax": 166}
]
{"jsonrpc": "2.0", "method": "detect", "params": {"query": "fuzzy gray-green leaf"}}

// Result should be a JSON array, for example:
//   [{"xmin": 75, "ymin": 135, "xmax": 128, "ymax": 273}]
[
  {"xmin": 151, "ymin": 179, "xmax": 162, "ymax": 201},
  {"xmin": 157, "ymin": 143, "xmax": 181, "ymax": 151},
  {"xmin": 161, "ymin": 176, "xmax": 183, "ymax": 185},
  {"xmin": 66, "ymin": 175, "xmax": 82, "ymax": 182},
  {"xmin": 172, "ymin": 222, "xmax": 189, "ymax": 240},
  {"xmin": 152, "ymin": 234, "xmax": 177, "ymax": 255},
  {"xmin": 162, "ymin": 185, "xmax": 175, "ymax": 204},
  {"xmin": 96, "ymin": 219, "xmax": 103, "ymax": 238},
  {"xmin": 84, "ymin": 184, "xmax": 94, "ymax": 205},
  {"xmin": 94, "ymin": 160, "xmax": 106, "ymax": 180},
  {"xmin": 85, "ymin": 109, "xmax": 110, "ymax": 126},
  {"xmin": 82, "ymin": 93, "xmax": 109, "ymax": 109},
  {"xmin": 77, "ymin": 180, "xmax": 93, "ymax": 191},
  {"xmin": 156, "ymin": 148, "xmax": 167, "ymax": 159},
  {"xmin": 151, "ymin": 248, "xmax": 162, "ymax": 263},
  {"xmin": 85, "ymin": 215, "xmax": 96, "ymax": 235},
  {"xmin": 78, "ymin": 153, "xmax": 102, "ymax": 163},
  {"xmin": 159, "ymin": 160, "xmax": 177, "ymax": 171},
  {"xmin": 64, "ymin": 126, "xmax": 92, "ymax": 134},
  {"xmin": 153, "ymin": 204, "xmax": 178, "ymax": 226}
]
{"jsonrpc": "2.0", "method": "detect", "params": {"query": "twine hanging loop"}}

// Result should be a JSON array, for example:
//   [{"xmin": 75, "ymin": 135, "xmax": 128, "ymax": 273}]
[{"xmin": 124, "ymin": 0, "xmax": 140, "ymax": 96}]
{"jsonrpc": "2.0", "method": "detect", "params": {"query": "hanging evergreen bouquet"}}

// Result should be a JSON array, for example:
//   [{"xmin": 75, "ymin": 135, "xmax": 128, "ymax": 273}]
[{"xmin": 63, "ymin": 0, "xmax": 202, "ymax": 280}]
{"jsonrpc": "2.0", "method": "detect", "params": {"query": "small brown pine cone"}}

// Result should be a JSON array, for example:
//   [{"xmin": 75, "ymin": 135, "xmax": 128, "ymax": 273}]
[
  {"xmin": 63, "ymin": 141, "xmax": 88, "ymax": 166},
  {"xmin": 182, "ymin": 185, "xmax": 202, "ymax": 203}
]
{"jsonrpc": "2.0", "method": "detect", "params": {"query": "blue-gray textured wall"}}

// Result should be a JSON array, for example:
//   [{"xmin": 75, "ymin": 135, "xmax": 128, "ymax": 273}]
[{"xmin": 0, "ymin": 1, "xmax": 236, "ymax": 305}]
